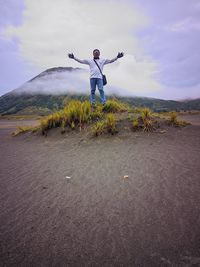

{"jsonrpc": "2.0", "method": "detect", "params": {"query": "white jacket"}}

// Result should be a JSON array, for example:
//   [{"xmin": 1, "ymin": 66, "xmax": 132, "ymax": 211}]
[{"xmin": 73, "ymin": 57, "xmax": 118, "ymax": 79}]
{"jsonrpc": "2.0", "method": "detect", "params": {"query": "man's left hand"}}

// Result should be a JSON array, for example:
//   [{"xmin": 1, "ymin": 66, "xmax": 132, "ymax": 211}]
[{"xmin": 68, "ymin": 53, "xmax": 74, "ymax": 59}]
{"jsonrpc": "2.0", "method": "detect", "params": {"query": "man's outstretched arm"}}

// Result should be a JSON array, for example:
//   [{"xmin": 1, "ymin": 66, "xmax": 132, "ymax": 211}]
[
  {"xmin": 68, "ymin": 53, "xmax": 89, "ymax": 65},
  {"xmin": 104, "ymin": 52, "xmax": 124, "ymax": 65}
]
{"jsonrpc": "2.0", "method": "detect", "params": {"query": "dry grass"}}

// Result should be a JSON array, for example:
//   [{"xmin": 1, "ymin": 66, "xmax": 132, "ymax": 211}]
[
  {"xmin": 91, "ymin": 113, "xmax": 117, "ymax": 136},
  {"xmin": 169, "ymin": 111, "xmax": 178, "ymax": 125},
  {"xmin": 132, "ymin": 118, "xmax": 139, "ymax": 130},
  {"xmin": 143, "ymin": 118, "xmax": 156, "ymax": 132},
  {"xmin": 39, "ymin": 100, "xmax": 124, "ymax": 135},
  {"xmin": 12, "ymin": 125, "xmax": 40, "ymax": 136},
  {"xmin": 39, "ymin": 100, "xmax": 94, "ymax": 134},
  {"xmin": 90, "ymin": 105, "xmax": 104, "ymax": 121},
  {"xmin": 168, "ymin": 111, "xmax": 190, "ymax": 127},
  {"xmin": 102, "ymin": 99, "xmax": 128, "ymax": 113},
  {"xmin": 91, "ymin": 121, "xmax": 106, "ymax": 136},
  {"xmin": 137, "ymin": 108, "xmax": 156, "ymax": 132},
  {"xmin": 105, "ymin": 113, "xmax": 117, "ymax": 134},
  {"xmin": 10, "ymin": 100, "xmax": 191, "ymax": 137},
  {"xmin": 140, "ymin": 108, "xmax": 152, "ymax": 120}
]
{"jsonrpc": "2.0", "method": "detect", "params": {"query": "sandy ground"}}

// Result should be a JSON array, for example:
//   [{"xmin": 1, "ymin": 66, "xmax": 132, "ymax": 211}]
[{"xmin": 0, "ymin": 115, "xmax": 200, "ymax": 267}]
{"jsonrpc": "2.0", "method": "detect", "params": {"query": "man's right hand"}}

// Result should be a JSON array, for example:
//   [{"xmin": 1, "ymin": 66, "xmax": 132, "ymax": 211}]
[
  {"xmin": 117, "ymin": 52, "xmax": 124, "ymax": 58},
  {"xmin": 68, "ymin": 53, "xmax": 74, "ymax": 59}
]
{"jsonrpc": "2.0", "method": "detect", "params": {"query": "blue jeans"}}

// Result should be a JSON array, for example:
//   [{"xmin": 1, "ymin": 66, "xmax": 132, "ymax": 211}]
[{"xmin": 90, "ymin": 78, "xmax": 106, "ymax": 104}]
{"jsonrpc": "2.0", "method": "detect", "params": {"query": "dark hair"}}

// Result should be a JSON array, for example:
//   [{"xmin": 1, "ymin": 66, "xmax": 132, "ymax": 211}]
[{"xmin": 93, "ymin": 49, "xmax": 100, "ymax": 53}]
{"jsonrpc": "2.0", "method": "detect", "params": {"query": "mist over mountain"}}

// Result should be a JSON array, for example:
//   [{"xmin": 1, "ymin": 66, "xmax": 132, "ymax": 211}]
[
  {"xmin": 0, "ymin": 67, "xmax": 200, "ymax": 115},
  {"xmin": 11, "ymin": 66, "xmax": 89, "ymax": 96}
]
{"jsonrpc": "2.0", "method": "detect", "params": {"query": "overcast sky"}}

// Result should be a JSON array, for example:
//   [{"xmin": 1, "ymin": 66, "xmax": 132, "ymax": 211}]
[{"xmin": 0, "ymin": 0, "xmax": 200, "ymax": 99}]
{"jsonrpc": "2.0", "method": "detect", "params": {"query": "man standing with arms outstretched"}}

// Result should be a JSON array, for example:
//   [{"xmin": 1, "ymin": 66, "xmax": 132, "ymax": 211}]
[{"xmin": 68, "ymin": 49, "xmax": 124, "ymax": 106}]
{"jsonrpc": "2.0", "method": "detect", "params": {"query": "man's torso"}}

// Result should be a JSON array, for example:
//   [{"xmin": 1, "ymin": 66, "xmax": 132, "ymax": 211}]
[{"xmin": 87, "ymin": 59, "xmax": 106, "ymax": 79}]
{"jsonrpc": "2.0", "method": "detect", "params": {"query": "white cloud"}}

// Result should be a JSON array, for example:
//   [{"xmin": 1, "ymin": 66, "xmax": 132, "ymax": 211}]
[
  {"xmin": 105, "ymin": 54, "xmax": 161, "ymax": 95},
  {"xmin": 14, "ymin": 69, "xmax": 89, "ymax": 95},
  {"xmin": 4, "ymin": 0, "xmax": 162, "ymax": 96}
]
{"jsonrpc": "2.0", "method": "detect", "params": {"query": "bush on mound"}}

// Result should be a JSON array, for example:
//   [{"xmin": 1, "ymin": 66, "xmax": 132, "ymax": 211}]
[
  {"xmin": 39, "ymin": 99, "xmax": 127, "ymax": 135},
  {"xmin": 11, "ymin": 100, "xmax": 191, "ymax": 137},
  {"xmin": 40, "ymin": 100, "xmax": 93, "ymax": 134},
  {"xmin": 132, "ymin": 107, "xmax": 157, "ymax": 132},
  {"xmin": 102, "ymin": 99, "xmax": 128, "ymax": 113},
  {"xmin": 91, "ymin": 113, "xmax": 117, "ymax": 136}
]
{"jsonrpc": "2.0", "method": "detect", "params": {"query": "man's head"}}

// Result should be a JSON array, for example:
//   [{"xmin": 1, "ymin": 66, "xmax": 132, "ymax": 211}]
[{"xmin": 93, "ymin": 49, "xmax": 100, "ymax": 59}]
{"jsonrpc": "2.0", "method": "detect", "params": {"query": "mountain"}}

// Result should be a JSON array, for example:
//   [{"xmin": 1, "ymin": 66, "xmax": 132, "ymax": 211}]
[
  {"xmin": 0, "ymin": 66, "xmax": 88, "ymax": 115},
  {"xmin": 0, "ymin": 67, "xmax": 200, "ymax": 115}
]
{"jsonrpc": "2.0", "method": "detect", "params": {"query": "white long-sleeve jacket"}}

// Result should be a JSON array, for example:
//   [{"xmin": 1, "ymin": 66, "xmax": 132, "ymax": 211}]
[{"xmin": 73, "ymin": 56, "xmax": 118, "ymax": 79}]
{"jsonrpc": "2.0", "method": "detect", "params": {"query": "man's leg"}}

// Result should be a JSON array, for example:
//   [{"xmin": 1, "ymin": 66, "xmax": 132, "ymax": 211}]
[
  {"xmin": 97, "ymin": 78, "xmax": 106, "ymax": 104},
  {"xmin": 90, "ymin": 78, "xmax": 97, "ymax": 105}
]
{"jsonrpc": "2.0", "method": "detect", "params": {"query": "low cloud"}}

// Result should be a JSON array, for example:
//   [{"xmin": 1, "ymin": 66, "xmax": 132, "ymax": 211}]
[
  {"xmin": 14, "ymin": 60, "xmax": 160, "ymax": 98},
  {"xmin": 14, "ymin": 69, "xmax": 88, "ymax": 95}
]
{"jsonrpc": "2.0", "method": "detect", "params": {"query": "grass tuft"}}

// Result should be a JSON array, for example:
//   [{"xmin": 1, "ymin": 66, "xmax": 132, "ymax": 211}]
[
  {"xmin": 91, "ymin": 120, "xmax": 106, "ymax": 136},
  {"xmin": 102, "ymin": 99, "xmax": 128, "ymax": 113},
  {"xmin": 143, "ymin": 118, "xmax": 155, "ymax": 132},
  {"xmin": 141, "ymin": 108, "xmax": 152, "ymax": 120},
  {"xmin": 12, "ymin": 125, "xmax": 40, "ymax": 136},
  {"xmin": 39, "ymin": 100, "xmax": 94, "ymax": 134},
  {"xmin": 91, "ymin": 113, "xmax": 117, "ymax": 136},
  {"xmin": 105, "ymin": 113, "xmax": 117, "ymax": 134},
  {"xmin": 132, "ymin": 118, "xmax": 139, "ymax": 130},
  {"xmin": 168, "ymin": 111, "xmax": 190, "ymax": 127},
  {"xmin": 169, "ymin": 111, "xmax": 178, "ymax": 125}
]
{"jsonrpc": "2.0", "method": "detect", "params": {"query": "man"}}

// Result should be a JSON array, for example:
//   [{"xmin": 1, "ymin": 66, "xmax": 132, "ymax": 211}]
[{"xmin": 68, "ymin": 49, "xmax": 124, "ymax": 106}]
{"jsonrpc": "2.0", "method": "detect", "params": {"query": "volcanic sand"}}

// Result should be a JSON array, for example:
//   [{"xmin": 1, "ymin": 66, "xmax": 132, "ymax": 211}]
[{"xmin": 0, "ymin": 115, "xmax": 200, "ymax": 266}]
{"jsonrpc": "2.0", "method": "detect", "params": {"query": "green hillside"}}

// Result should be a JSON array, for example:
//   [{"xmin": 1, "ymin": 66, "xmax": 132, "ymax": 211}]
[{"xmin": 0, "ymin": 91, "xmax": 200, "ymax": 116}]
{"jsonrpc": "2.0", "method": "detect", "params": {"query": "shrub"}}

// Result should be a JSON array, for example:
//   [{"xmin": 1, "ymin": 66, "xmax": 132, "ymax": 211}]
[
  {"xmin": 64, "ymin": 100, "xmax": 82, "ymax": 127},
  {"xmin": 12, "ymin": 125, "xmax": 40, "ymax": 136},
  {"xmin": 168, "ymin": 111, "xmax": 190, "ymax": 127},
  {"xmin": 91, "ymin": 120, "xmax": 106, "ymax": 136},
  {"xmin": 40, "ymin": 117, "xmax": 50, "ymax": 134},
  {"xmin": 38, "ymin": 100, "xmax": 106, "ymax": 134},
  {"xmin": 60, "ymin": 120, "xmax": 66, "ymax": 134},
  {"xmin": 137, "ymin": 108, "xmax": 155, "ymax": 132},
  {"xmin": 91, "ymin": 113, "xmax": 117, "ymax": 136},
  {"xmin": 39, "ymin": 100, "xmax": 93, "ymax": 134},
  {"xmin": 63, "ymin": 100, "xmax": 95, "ymax": 129},
  {"xmin": 169, "ymin": 111, "xmax": 178, "ymax": 125},
  {"xmin": 90, "ymin": 104, "xmax": 104, "ymax": 120},
  {"xmin": 141, "ymin": 108, "xmax": 152, "ymax": 120},
  {"xmin": 102, "ymin": 99, "xmax": 128, "ymax": 113},
  {"xmin": 132, "ymin": 118, "xmax": 139, "ymax": 130},
  {"xmin": 143, "ymin": 118, "xmax": 155, "ymax": 132},
  {"xmin": 39, "ymin": 110, "xmax": 64, "ymax": 134},
  {"xmin": 105, "ymin": 113, "xmax": 117, "ymax": 134}
]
